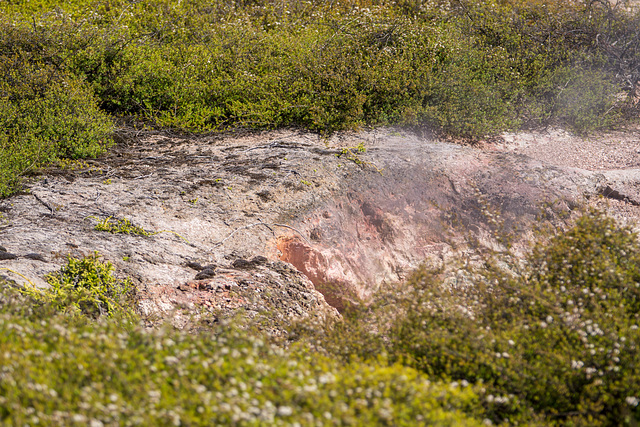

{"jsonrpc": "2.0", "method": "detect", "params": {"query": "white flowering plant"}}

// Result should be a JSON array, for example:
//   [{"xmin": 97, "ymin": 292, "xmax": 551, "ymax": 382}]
[
  {"xmin": 0, "ymin": 283, "xmax": 486, "ymax": 426},
  {"xmin": 312, "ymin": 210, "xmax": 640, "ymax": 426}
]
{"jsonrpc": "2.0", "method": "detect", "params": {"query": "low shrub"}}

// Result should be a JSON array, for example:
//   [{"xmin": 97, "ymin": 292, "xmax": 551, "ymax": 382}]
[
  {"xmin": 0, "ymin": 284, "xmax": 487, "ymax": 426},
  {"xmin": 1, "ymin": 0, "xmax": 638, "ymax": 141},
  {"xmin": 0, "ymin": 27, "xmax": 113, "ymax": 196},
  {"xmin": 313, "ymin": 210, "xmax": 640, "ymax": 425},
  {"xmin": 20, "ymin": 252, "xmax": 137, "ymax": 322}
]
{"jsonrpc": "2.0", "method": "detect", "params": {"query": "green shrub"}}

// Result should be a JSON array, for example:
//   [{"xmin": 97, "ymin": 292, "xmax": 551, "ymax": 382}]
[
  {"xmin": 546, "ymin": 66, "xmax": 622, "ymax": 133},
  {"xmin": 93, "ymin": 216, "xmax": 151, "ymax": 236},
  {"xmin": 314, "ymin": 211, "xmax": 640, "ymax": 425},
  {"xmin": 0, "ymin": 283, "xmax": 487, "ymax": 426},
  {"xmin": 0, "ymin": 24, "xmax": 113, "ymax": 196},
  {"xmin": 21, "ymin": 252, "xmax": 137, "ymax": 322},
  {"xmin": 2, "ymin": 0, "xmax": 637, "ymax": 139}
]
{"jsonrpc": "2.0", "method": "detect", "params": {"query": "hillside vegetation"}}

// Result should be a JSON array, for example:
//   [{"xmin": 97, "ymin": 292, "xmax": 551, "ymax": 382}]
[
  {"xmin": 1, "ymin": 210, "xmax": 639, "ymax": 425},
  {"xmin": 1, "ymin": 1, "xmax": 640, "ymax": 425},
  {"xmin": 1, "ymin": 0, "xmax": 640, "ymax": 195}
]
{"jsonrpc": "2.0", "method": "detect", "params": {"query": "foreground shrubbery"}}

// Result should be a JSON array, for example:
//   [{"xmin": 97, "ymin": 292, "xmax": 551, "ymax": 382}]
[
  {"xmin": 0, "ymin": 280, "xmax": 485, "ymax": 425},
  {"xmin": 313, "ymin": 211, "xmax": 640, "ymax": 425},
  {"xmin": 2, "ymin": 211, "xmax": 639, "ymax": 425},
  {"xmin": 1, "ymin": 0, "xmax": 640, "ymax": 194}
]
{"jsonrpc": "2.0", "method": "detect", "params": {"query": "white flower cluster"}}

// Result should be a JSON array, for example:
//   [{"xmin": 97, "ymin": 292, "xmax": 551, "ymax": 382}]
[
  {"xmin": 626, "ymin": 396, "xmax": 639, "ymax": 407},
  {"xmin": 486, "ymin": 394, "xmax": 511, "ymax": 404}
]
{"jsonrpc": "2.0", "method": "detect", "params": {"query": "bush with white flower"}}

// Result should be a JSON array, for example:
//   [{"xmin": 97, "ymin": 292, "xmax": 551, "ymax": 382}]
[{"xmin": 314, "ymin": 210, "xmax": 640, "ymax": 425}]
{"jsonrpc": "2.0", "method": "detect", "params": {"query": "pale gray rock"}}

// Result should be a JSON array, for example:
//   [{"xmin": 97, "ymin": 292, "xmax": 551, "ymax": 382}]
[{"xmin": 0, "ymin": 127, "xmax": 638, "ymax": 326}]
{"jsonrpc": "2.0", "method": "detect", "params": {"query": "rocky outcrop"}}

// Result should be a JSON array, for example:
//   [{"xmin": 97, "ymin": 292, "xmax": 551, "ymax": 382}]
[
  {"xmin": 138, "ymin": 257, "xmax": 337, "ymax": 333},
  {"xmin": 0, "ymin": 127, "xmax": 638, "ymax": 321}
]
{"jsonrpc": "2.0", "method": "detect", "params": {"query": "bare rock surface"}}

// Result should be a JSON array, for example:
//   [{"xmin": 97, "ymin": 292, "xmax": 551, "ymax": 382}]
[
  {"xmin": 0, "ymin": 127, "xmax": 639, "ymax": 319},
  {"xmin": 496, "ymin": 125, "xmax": 640, "ymax": 227}
]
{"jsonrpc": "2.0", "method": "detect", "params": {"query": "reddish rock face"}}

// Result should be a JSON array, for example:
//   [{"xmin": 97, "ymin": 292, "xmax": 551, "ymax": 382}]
[
  {"xmin": 277, "ymin": 237, "xmax": 358, "ymax": 312},
  {"xmin": 138, "ymin": 259, "xmax": 338, "ymax": 332},
  {"xmin": 277, "ymin": 238, "xmax": 327, "ymax": 291}
]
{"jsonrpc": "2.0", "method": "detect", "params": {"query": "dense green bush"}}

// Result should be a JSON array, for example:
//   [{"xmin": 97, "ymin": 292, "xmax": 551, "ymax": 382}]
[
  {"xmin": 314, "ymin": 210, "xmax": 640, "ymax": 425},
  {"xmin": 21, "ymin": 252, "xmax": 137, "ymax": 322},
  {"xmin": 0, "ymin": 283, "xmax": 487, "ymax": 426},
  {"xmin": 2, "ymin": 0, "xmax": 638, "ymax": 136},
  {"xmin": 0, "ymin": 27, "xmax": 113, "ymax": 196},
  {"xmin": 0, "ymin": 0, "xmax": 639, "ymax": 195}
]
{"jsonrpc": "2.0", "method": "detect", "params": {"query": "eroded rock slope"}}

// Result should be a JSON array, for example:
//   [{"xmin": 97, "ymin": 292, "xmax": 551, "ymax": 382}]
[{"xmin": 1, "ymin": 127, "xmax": 639, "ymax": 320}]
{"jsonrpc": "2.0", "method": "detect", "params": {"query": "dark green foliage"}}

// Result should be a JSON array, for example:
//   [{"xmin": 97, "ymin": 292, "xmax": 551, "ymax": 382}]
[
  {"xmin": 317, "ymin": 211, "xmax": 640, "ymax": 425},
  {"xmin": 21, "ymin": 253, "xmax": 137, "ymax": 322},
  {"xmin": 2, "ymin": 0, "xmax": 638, "ymax": 138},
  {"xmin": 0, "ymin": 0, "xmax": 639, "ymax": 196},
  {"xmin": 0, "ymin": 23, "xmax": 113, "ymax": 196}
]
